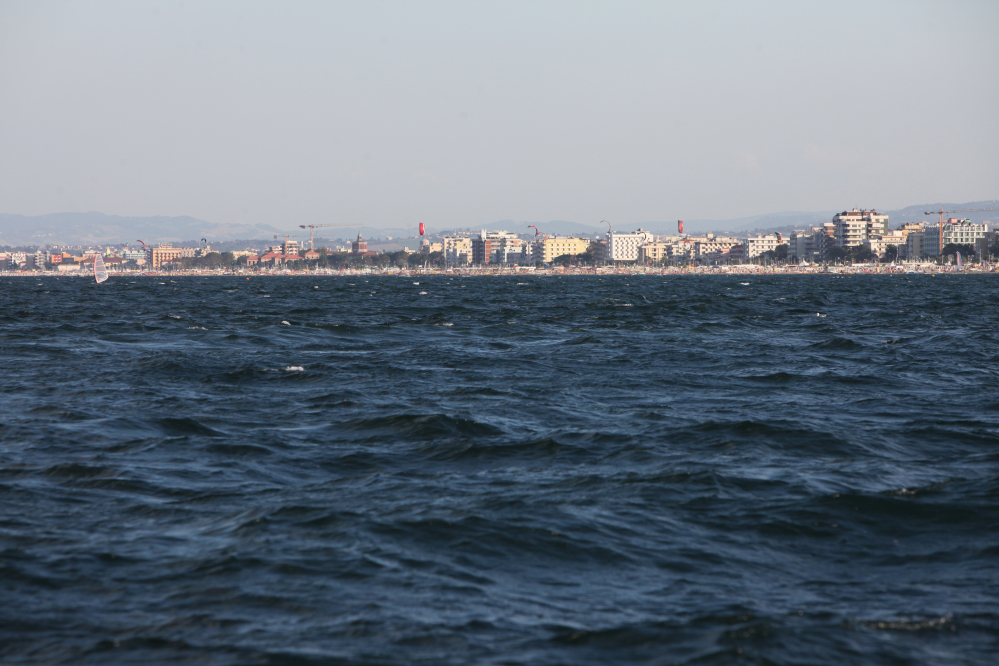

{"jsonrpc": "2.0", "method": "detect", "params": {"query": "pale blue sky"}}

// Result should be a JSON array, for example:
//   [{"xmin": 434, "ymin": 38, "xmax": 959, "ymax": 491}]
[{"xmin": 1, "ymin": 0, "xmax": 996, "ymax": 228}]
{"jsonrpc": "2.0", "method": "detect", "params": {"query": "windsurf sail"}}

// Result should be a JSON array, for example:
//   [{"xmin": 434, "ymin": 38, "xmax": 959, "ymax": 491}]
[
  {"xmin": 956, "ymin": 252, "xmax": 963, "ymax": 270},
  {"xmin": 94, "ymin": 255, "xmax": 108, "ymax": 283}
]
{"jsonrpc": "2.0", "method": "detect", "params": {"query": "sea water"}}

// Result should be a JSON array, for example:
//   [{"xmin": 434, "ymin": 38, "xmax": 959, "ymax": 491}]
[{"xmin": 1, "ymin": 274, "xmax": 997, "ymax": 664}]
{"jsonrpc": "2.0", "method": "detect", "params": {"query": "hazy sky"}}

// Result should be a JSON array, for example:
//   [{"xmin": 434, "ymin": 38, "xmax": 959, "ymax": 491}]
[{"xmin": 1, "ymin": 1, "xmax": 996, "ymax": 228}]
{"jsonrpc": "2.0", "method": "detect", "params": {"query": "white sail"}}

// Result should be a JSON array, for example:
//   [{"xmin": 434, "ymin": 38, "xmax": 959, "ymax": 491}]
[{"xmin": 94, "ymin": 255, "xmax": 108, "ymax": 283}]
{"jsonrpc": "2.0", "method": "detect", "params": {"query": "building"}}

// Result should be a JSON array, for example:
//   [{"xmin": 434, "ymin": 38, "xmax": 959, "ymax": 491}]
[
  {"xmin": 906, "ymin": 232, "xmax": 925, "ymax": 260},
  {"xmin": 693, "ymin": 234, "xmax": 742, "ymax": 263},
  {"xmin": 746, "ymin": 234, "xmax": 784, "ymax": 259},
  {"xmin": 833, "ymin": 209, "xmax": 889, "ymax": 248},
  {"xmin": 282, "ymin": 240, "xmax": 300, "ymax": 256},
  {"xmin": 637, "ymin": 242, "xmax": 673, "ymax": 264},
  {"xmin": 471, "ymin": 231, "xmax": 526, "ymax": 265},
  {"xmin": 606, "ymin": 229, "xmax": 655, "ymax": 262},
  {"xmin": 258, "ymin": 252, "xmax": 285, "ymax": 265},
  {"xmin": 351, "ymin": 234, "xmax": 368, "ymax": 255},
  {"xmin": 150, "ymin": 244, "xmax": 197, "ymax": 268},
  {"xmin": 420, "ymin": 240, "xmax": 443, "ymax": 255},
  {"xmin": 592, "ymin": 239, "xmax": 608, "ymax": 263},
  {"xmin": 788, "ymin": 224, "xmax": 837, "ymax": 262},
  {"xmin": 976, "ymin": 231, "xmax": 996, "ymax": 259},
  {"xmin": 532, "ymin": 236, "xmax": 590, "ymax": 264},
  {"xmin": 789, "ymin": 229, "xmax": 817, "ymax": 262},
  {"xmin": 922, "ymin": 219, "xmax": 990, "ymax": 257},
  {"xmin": 864, "ymin": 230, "xmax": 907, "ymax": 258},
  {"xmin": 442, "ymin": 236, "xmax": 472, "ymax": 265},
  {"xmin": 304, "ymin": 250, "xmax": 321, "ymax": 261}
]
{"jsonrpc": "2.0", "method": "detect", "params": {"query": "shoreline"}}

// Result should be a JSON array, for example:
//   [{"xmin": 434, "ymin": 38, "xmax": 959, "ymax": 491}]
[{"xmin": 1, "ymin": 264, "xmax": 992, "ymax": 278}]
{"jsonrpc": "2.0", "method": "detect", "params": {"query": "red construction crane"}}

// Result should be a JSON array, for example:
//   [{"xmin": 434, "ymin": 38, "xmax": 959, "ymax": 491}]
[{"xmin": 924, "ymin": 207, "xmax": 999, "ymax": 254}]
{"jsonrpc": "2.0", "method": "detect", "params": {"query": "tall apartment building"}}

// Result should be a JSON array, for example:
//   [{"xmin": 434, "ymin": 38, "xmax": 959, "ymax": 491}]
[
  {"xmin": 442, "ymin": 236, "xmax": 472, "ymax": 265},
  {"xmin": 606, "ymin": 229, "xmax": 654, "ymax": 262},
  {"xmin": 471, "ymin": 231, "xmax": 526, "ymax": 265},
  {"xmin": 789, "ymin": 223, "xmax": 837, "ymax": 261},
  {"xmin": 833, "ymin": 209, "xmax": 888, "ymax": 248}
]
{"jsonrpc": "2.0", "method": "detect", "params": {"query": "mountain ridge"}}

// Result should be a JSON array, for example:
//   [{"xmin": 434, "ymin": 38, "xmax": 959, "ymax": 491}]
[{"xmin": 2, "ymin": 201, "xmax": 996, "ymax": 246}]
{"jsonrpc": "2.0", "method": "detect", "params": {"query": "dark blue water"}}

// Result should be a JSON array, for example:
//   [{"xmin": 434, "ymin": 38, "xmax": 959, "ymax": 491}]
[{"xmin": 2, "ymin": 274, "xmax": 998, "ymax": 665}]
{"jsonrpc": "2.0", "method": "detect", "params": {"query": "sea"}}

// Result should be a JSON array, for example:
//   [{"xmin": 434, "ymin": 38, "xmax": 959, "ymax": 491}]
[{"xmin": 1, "ymin": 274, "xmax": 997, "ymax": 665}]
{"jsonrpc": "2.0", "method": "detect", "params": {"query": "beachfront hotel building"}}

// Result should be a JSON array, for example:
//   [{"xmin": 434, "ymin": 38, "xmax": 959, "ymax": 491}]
[
  {"xmin": 921, "ymin": 219, "xmax": 990, "ymax": 258},
  {"xmin": 637, "ymin": 242, "xmax": 673, "ymax": 264},
  {"xmin": 864, "ymin": 230, "xmax": 907, "ymax": 258},
  {"xmin": 442, "ymin": 236, "xmax": 472, "ymax": 265},
  {"xmin": 606, "ymin": 229, "xmax": 655, "ymax": 262},
  {"xmin": 746, "ymin": 234, "xmax": 783, "ymax": 259},
  {"xmin": 472, "ymin": 231, "xmax": 527, "ymax": 265},
  {"xmin": 693, "ymin": 235, "xmax": 741, "ymax": 262},
  {"xmin": 833, "ymin": 209, "xmax": 889, "ymax": 248},
  {"xmin": 532, "ymin": 236, "xmax": 590, "ymax": 264},
  {"xmin": 149, "ymin": 244, "xmax": 197, "ymax": 268}
]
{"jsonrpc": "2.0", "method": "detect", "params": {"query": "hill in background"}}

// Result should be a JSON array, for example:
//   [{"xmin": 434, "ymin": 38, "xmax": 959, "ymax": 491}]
[{"xmin": 2, "ymin": 201, "xmax": 996, "ymax": 248}]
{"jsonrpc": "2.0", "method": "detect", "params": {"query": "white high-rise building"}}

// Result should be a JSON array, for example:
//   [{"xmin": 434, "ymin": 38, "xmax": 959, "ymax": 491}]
[
  {"xmin": 833, "ymin": 209, "xmax": 888, "ymax": 248},
  {"xmin": 606, "ymin": 229, "xmax": 654, "ymax": 262},
  {"xmin": 746, "ymin": 234, "xmax": 783, "ymax": 259}
]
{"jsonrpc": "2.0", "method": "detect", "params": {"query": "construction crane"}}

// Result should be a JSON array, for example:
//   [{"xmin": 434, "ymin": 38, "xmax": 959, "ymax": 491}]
[
  {"xmin": 924, "ymin": 206, "xmax": 999, "ymax": 254},
  {"xmin": 298, "ymin": 223, "xmax": 358, "ymax": 251}
]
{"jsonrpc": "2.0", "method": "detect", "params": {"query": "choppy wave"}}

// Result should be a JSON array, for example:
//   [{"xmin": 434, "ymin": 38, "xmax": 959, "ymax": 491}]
[{"xmin": 1, "ymin": 274, "xmax": 998, "ymax": 664}]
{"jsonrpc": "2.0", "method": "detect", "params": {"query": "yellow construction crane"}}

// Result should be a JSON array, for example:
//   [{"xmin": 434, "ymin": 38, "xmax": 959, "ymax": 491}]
[
  {"xmin": 298, "ymin": 223, "xmax": 358, "ymax": 251},
  {"xmin": 924, "ymin": 206, "xmax": 999, "ymax": 254}
]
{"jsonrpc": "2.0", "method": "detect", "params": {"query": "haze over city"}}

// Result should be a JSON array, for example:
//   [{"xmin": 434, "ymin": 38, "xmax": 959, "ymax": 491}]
[{"xmin": 1, "ymin": 0, "xmax": 997, "ymax": 230}]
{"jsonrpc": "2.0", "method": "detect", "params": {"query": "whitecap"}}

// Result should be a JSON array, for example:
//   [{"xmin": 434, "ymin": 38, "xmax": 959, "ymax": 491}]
[
  {"xmin": 281, "ymin": 320, "xmax": 291, "ymax": 325},
  {"xmin": 283, "ymin": 366, "xmax": 304, "ymax": 372}
]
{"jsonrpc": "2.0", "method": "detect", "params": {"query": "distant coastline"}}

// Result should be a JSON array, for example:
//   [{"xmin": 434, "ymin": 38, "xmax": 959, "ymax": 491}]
[{"xmin": 1, "ymin": 264, "xmax": 991, "ymax": 278}]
